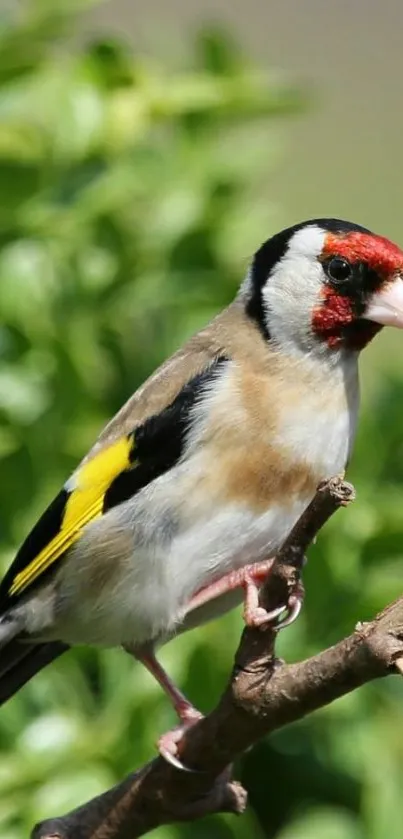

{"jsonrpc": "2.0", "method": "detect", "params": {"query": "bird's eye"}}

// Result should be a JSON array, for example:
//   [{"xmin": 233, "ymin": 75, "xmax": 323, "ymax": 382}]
[{"xmin": 326, "ymin": 257, "xmax": 352, "ymax": 284}]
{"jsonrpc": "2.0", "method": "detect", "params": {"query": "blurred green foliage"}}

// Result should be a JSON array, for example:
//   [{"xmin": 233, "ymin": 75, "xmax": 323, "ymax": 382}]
[{"xmin": 0, "ymin": 2, "xmax": 402, "ymax": 838}]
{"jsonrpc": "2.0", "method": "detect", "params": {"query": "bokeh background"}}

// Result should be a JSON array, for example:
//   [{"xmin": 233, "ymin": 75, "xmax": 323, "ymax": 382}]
[{"xmin": 0, "ymin": 1, "xmax": 402, "ymax": 837}]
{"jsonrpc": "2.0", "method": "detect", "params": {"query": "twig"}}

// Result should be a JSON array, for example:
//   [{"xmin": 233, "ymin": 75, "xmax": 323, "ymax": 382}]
[{"xmin": 31, "ymin": 478, "xmax": 403, "ymax": 839}]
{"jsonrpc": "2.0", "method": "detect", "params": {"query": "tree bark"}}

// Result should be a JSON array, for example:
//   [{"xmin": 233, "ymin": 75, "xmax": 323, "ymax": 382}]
[{"xmin": 32, "ymin": 477, "xmax": 403, "ymax": 839}]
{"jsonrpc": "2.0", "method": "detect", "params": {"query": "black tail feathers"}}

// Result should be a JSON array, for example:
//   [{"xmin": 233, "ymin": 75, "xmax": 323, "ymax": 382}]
[{"xmin": 0, "ymin": 617, "xmax": 68, "ymax": 705}]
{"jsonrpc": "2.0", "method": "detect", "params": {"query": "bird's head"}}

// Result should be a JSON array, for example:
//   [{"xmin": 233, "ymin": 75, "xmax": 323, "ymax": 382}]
[{"xmin": 244, "ymin": 219, "xmax": 403, "ymax": 357}]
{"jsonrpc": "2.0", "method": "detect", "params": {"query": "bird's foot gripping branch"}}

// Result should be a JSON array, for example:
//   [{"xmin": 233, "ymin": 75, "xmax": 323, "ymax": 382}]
[{"xmin": 31, "ymin": 477, "xmax": 403, "ymax": 839}]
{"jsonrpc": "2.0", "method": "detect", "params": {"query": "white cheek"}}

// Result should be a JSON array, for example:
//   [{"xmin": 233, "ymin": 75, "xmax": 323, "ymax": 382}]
[
  {"xmin": 261, "ymin": 225, "xmax": 327, "ymax": 352},
  {"xmin": 262, "ymin": 253, "xmax": 324, "ymax": 351}
]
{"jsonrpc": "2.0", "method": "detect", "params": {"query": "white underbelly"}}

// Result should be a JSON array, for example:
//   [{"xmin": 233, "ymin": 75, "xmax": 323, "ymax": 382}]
[
  {"xmin": 52, "ymin": 490, "xmax": 310, "ymax": 648},
  {"xmin": 166, "ymin": 496, "xmax": 307, "ymax": 607}
]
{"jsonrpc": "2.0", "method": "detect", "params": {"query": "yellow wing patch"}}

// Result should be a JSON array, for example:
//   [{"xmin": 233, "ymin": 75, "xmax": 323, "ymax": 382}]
[{"xmin": 9, "ymin": 436, "xmax": 135, "ymax": 597}]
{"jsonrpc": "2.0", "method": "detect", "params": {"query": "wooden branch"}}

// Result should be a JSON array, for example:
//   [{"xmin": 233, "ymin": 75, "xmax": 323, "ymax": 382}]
[{"xmin": 31, "ymin": 478, "xmax": 403, "ymax": 839}]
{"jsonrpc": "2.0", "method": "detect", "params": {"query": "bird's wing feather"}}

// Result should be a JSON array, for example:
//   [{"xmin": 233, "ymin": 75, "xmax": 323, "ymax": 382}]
[
  {"xmin": 0, "ymin": 352, "xmax": 229, "ymax": 611},
  {"xmin": 3, "ymin": 435, "xmax": 136, "ymax": 603}
]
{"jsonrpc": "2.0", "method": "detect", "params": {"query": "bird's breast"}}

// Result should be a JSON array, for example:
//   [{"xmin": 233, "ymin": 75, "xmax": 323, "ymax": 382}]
[
  {"xmin": 163, "ymin": 356, "xmax": 358, "ymax": 617},
  {"xmin": 187, "ymin": 354, "xmax": 358, "ymax": 513}
]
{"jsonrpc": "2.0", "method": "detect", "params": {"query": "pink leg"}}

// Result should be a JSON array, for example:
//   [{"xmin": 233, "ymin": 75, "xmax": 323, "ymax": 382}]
[
  {"xmin": 128, "ymin": 645, "xmax": 202, "ymax": 771},
  {"xmin": 126, "ymin": 560, "xmax": 305, "ymax": 770},
  {"xmin": 186, "ymin": 558, "xmax": 286, "ymax": 628},
  {"xmin": 136, "ymin": 647, "xmax": 198, "ymax": 720}
]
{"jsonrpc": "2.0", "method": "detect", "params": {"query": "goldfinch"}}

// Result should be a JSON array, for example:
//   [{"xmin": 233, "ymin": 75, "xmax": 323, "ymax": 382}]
[{"xmin": 1, "ymin": 217, "xmax": 403, "ymax": 765}]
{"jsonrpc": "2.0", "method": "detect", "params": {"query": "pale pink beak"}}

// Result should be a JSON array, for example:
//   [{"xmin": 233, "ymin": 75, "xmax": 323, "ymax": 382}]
[{"xmin": 364, "ymin": 276, "xmax": 403, "ymax": 328}]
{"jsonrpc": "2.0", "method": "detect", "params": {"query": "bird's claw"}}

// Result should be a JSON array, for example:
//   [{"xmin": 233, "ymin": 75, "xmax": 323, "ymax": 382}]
[
  {"xmin": 274, "ymin": 592, "xmax": 303, "ymax": 629},
  {"xmin": 244, "ymin": 603, "xmax": 286, "ymax": 628},
  {"xmin": 244, "ymin": 579, "xmax": 305, "ymax": 631},
  {"xmin": 274, "ymin": 576, "xmax": 305, "ymax": 629},
  {"xmin": 158, "ymin": 709, "xmax": 203, "ymax": 772}
]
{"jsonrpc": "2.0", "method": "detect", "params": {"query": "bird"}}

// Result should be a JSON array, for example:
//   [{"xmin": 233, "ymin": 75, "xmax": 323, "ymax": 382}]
[{"xmin": 1, "ymin": 217, "xmax": 403, "ymax": 768}]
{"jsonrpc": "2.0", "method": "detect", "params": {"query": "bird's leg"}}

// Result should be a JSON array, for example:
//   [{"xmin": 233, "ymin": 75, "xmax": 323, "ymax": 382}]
[
  {"xmin": 126, "ymin": 557, "xmax": 305, "ymax": 770},
  {"xmin": 127, "ymin": 644, "xmax": 202, "ymax": 771},
  {"xmin": 135, "ymin": 645, "xmax": 198, "ymax": 720},
  {"xmin": 185, "ymin": 558, "xmax": 302, "ymax": 629}
]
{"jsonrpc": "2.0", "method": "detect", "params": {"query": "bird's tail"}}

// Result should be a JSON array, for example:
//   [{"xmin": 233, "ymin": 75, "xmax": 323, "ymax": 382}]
[{"xmin": 0, "ymin": 616, "xmax": 68, "ymax": 705}]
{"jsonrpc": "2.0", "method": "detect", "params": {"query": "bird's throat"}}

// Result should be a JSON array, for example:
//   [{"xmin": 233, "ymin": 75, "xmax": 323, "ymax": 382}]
[{"xmin": 312, "ymin": 292, "xmax": 382, "ymax": 350}]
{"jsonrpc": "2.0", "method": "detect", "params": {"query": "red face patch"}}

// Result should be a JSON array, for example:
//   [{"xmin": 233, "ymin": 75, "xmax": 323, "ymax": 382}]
[
  {"xmin": 312, "ymin": 288, "xmax": 381, "ymax": 350},
  {"xmin": 312, "ymin": 287, "xmax": 354, "ymax": 348},
  {"xmin": 323, "ymin": 231, "xmax": 403, "ymax": 278},
  {"xmin": 312, "ymin": 230, "xmax": 402, "ymax": 350}
]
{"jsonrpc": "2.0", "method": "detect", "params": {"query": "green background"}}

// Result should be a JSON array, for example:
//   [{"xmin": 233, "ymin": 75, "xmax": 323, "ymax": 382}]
[{"xmin": 0, "ymin": 2, "xmax": 402, "ymax": 837}]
